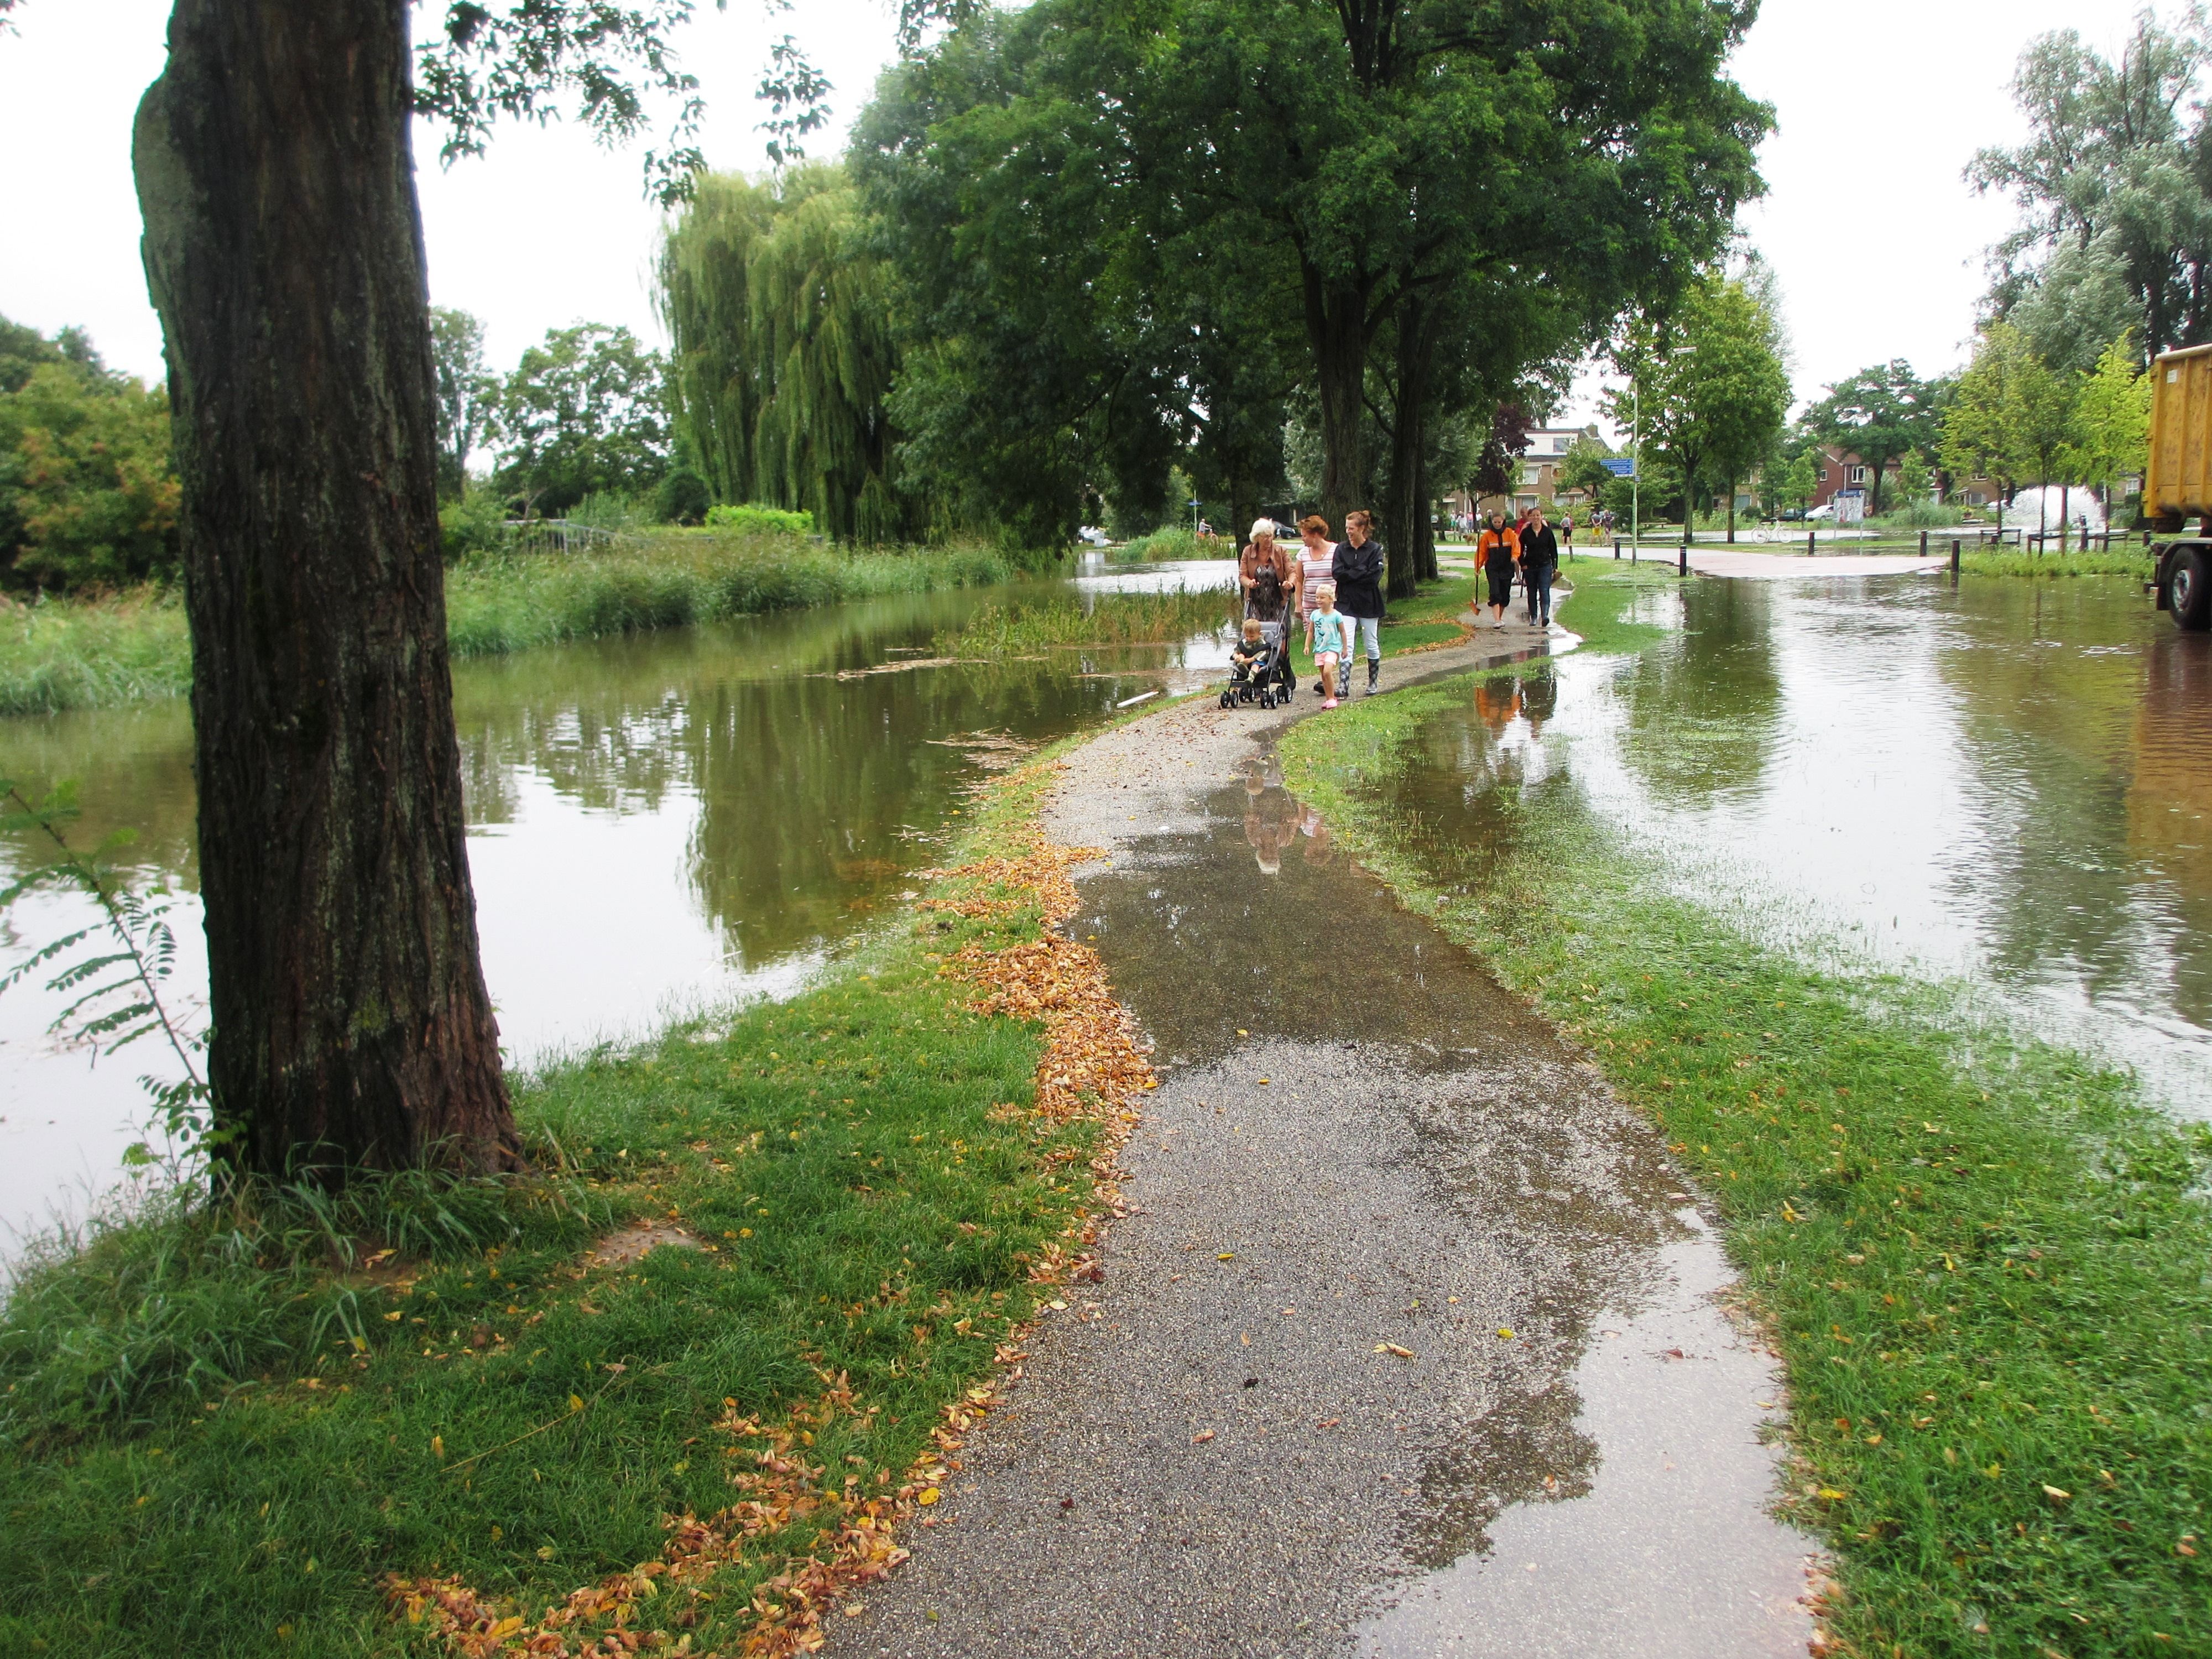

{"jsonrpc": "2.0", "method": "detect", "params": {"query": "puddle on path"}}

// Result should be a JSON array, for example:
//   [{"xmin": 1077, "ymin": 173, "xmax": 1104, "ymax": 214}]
[{"xmin": 1060, "ymin": 759, "xmax": 1817, "ymax": 1656}]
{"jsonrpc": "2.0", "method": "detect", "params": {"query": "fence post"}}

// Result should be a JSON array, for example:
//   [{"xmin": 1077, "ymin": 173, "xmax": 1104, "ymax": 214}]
[
  {"xmin": 1950, "ymin": 538, "xmax": 1961, "ymax": 579},
  {"xmin": 1807, "ymin": 530, "xmax": 1815, "ymax": 557},
  {"xmin": 1613, "ymin": 538, "xmax": 1621, "ymax": 560},
  {"xmin": 1919, "ymin": 530, "xmax": 1929, "ymax": 559},
  {"xmin": 1678, "ymin": 540, "xmax": 1688, "ymax": 576}
]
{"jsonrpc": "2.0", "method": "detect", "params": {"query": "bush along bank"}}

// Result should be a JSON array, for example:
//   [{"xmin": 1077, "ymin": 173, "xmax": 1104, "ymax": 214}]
[
  {"xmin": 0, "ymin": 744, "xmax": 1154, "ymax": 1656},
  {"xmin": 0, "ymin": 533, "xmax": 1016, "ymax": 717},
  {"xmin": 1275, "ymin": 576, "xmax": 2212, "ymax": 1656}
]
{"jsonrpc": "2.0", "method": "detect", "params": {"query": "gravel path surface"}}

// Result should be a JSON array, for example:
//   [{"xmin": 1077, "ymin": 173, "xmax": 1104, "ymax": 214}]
[{"xmin": 830, "ymin": 611, "xmax": 1818, "ymax": 1658}]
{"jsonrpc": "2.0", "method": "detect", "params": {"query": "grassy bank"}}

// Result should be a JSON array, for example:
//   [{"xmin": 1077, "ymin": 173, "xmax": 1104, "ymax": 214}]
[
  {"xmin": 934, "ymin": 587, "xmax": 1233, "ymax": 654},
  {"xmin": 0, "ymin": 535, "xmax": 1016, "ymax": 717},
  {"xmin": 1959, "ymin": 547, "xmax": 2153, "ymax": 579},
  {"xmin": 1276, "ymin": 564, "xmax": 2211, "ymax": 1656},
  {"xmin": 0, "ymin": 743, "xmax": 1141, "ymax": 1654}
]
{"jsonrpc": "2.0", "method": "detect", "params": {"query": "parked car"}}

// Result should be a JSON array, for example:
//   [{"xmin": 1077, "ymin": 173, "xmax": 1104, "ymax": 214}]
[{"xmin": 1806, "ymin": 503, "xmax": 1836, "ymax": 523}]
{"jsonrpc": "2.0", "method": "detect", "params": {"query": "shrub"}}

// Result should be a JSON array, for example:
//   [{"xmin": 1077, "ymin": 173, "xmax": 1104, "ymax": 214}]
[
  {"xmin": 705, "ymin": 502, "xmax": 815, "ymax": 535},
  {"xmin": 655, "ymin": 466, "xmax": 712, "ymax": 525},
  {"xmin": 437, "ymin": 488, "xmax": 509, "ymax": 561}
]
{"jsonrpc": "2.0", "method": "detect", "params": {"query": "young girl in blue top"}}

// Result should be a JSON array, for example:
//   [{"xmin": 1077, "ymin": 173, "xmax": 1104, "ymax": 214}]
[{"xmin": 1306, "ymin": 582, "xmax": 1350, "ymax": 708}]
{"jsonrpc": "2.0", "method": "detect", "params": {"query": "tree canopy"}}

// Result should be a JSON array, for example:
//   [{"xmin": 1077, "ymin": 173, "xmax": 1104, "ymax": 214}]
[
  {"xmin": 0, "ymin": 315, "xmax": 178, "ymax": 590},
  {"xmin": 660, "ymin": 166, "xmax": 917, "ymax": 541},
  {"xmin": 852, "ymin": 0, "xmax": 1768, "ymax": 578},
  {"xmin": 494, "ymin": 322, "xmax": 671, "ymax": 516},
  {"xmin": 1973, "ymin": 8, "xmax": 2212, "ymax": 365},
  {"xmin": 1805, "ymin": 361, "xmax": 1942, "ymax": 514}
]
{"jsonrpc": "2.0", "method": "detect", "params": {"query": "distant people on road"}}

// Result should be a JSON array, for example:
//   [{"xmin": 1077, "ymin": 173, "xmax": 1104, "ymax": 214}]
[
  {"xmin": 1519, "ymin": 507, "xmax": 1559, "ymax": 629},
  {"xmin": 1559, "ymin": 514, "xmax": 1575, "ymax": 559},
  {"xmin": 1332, "ymin": 509, "xmax": 1386, "ymax": 695},
  {"xmin": 1478, "ymin": 513, "xmax": 1520, "ymax": 627}
]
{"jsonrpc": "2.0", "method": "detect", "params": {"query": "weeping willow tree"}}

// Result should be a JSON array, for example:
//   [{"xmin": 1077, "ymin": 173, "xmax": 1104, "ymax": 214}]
[{"xmin": 659, "ymin": 165, "xmax": 915, "ymax": 542}]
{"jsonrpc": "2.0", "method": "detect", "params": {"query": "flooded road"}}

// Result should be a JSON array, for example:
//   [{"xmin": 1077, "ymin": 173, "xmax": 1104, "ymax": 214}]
[
  {"xmin": 1385, "ymin": 571, "xmax": 2212, "ymax": 1114},
  {"xmin": 0, "ymin": 566, "xmax": 1237, "ymax": 1244}
]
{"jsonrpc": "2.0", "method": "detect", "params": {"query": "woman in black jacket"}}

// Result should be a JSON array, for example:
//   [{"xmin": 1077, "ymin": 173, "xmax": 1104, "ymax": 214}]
[{"xmin": 1331, "ymin": 509, "xmax": 1387, "ymax": 693}]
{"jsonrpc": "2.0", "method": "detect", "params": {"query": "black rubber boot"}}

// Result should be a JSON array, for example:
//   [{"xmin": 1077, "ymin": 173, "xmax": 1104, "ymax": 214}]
[{"xmin": 1366, "ymin": 659, "xmax": 1380, "ymax": 693}]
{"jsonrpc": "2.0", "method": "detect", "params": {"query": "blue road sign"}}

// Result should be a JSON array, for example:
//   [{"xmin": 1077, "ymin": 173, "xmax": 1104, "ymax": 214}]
[{"xmin": 1600, "ymin": 457, "xmax": 1638, "ymax": 478}]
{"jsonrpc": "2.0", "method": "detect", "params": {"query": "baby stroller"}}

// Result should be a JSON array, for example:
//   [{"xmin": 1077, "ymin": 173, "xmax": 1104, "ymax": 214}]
[{"xmin": 1221, "ymin": 624, "xmax": 1295, "ymax": 709}]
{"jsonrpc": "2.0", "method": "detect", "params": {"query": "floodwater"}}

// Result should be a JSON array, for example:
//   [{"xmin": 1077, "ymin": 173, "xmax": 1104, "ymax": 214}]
[
  {"xmin": 0, "ymin": 570, "xmax": 1237, "ymax": 1248},
  {"xmin": 1382, "ymin": 570, "xmax": 2212, "ymax": 1115}
]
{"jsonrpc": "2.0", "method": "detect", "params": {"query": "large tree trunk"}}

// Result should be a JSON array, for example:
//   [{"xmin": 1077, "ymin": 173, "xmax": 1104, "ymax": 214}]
[
  {"xmin": 1303, "ymin": 263, "xmax": 1370, "ymax": 532},
  {"xmin": 1380, "ymin": 296, "xmax": 1432, "ymax": 600},
  {"xmin": 134, "ymin": 0, "xmax": 518, "ymax": 1179}
]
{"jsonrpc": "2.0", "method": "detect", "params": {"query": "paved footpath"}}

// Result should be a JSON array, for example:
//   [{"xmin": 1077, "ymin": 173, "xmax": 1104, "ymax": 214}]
[{"xmin": 828, "ymin": 608, "xmax": 1822, "ymax": 1658}]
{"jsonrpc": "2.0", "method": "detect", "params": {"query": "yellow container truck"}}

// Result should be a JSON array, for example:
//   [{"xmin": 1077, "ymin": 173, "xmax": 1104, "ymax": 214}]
[{"xmin": 2149, "ymin": 342, "xmax": 2212, "ymax": 628}]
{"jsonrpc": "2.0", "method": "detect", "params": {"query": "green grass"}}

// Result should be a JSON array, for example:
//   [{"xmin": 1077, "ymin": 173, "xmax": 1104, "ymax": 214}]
[
  {"xmin": 1275, "ymin": 566, "xmax": 2212, "ymax": 1657},
  {"xmin": 1959, "ymin": 547, "xmax": 2154, "ymax": 580},
  {"xmin": 0, "ymin": 589, "xmax": 193, "ymax": 716},
  {"xmin": 0, "ymin": 754, "xmax": 1105, "ymax": 1655},
  {"xmin": 0, "ymin": 535, "xmax": 1016, "ymax": 716},
  {"xmin": 934, "ymin": 587, "xmax": 1235, "ymax": 654}
]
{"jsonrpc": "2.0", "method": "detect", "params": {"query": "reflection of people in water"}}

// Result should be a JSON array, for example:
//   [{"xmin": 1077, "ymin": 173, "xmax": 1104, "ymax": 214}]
[
  {"xmin": 1474, "ymin": 675, "xmax": 1520, "ymax": 734},
  {"xmin": 1299, "ymin": 805, "xmax": 1333, "ymax": 864},
  {"xmin": 1519, "ymin": 671, "xmax": 1557, "ymax": 734}
]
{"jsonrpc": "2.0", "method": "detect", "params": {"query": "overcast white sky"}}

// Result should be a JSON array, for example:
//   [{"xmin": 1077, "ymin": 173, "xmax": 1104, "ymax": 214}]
[{"xmin": 0, "ymin": 0, "xmax": 2164, "ymax": 428}]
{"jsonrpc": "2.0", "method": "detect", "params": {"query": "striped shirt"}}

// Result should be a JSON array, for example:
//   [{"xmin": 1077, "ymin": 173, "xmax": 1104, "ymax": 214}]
[{"xmin": 1298, "ymin": 547, "xmax": 1337, "ymax": 615}]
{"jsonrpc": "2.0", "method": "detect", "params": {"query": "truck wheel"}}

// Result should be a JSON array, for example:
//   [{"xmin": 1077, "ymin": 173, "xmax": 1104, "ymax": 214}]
[{"xmin": 2175, "ymin": 546, "xmax": 2212, "ymax": 631}]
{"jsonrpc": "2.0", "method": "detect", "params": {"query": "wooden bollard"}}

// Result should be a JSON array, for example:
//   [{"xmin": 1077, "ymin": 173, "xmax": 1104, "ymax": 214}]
[
  {"xmin": 1950, "ymin": 538, "xmax": 1961, "ymax": 577},
  {"xmin": 1806, "ymin": 530, "xmax": 1815, "ymax": 557}
]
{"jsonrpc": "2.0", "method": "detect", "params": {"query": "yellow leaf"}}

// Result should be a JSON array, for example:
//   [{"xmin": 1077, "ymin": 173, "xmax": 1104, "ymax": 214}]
[
  {"xmin": 2042, "ymin": 1485, "xmax": 2070, "ymax": 1503},
  {"xmin": 1496, "ymin": 1327, "xmax": 1515, "ymax": 1340},
  {"xmin": 431, "ymin": 1435, "xmax": 445, "ymax": 1460},
  {"xmin": 1217, "ymin": 1252, "xmax": 1235, "ymax": 1260},
  {"xmin": 1378, "ymin": 1343, "xmax": 1415, "ymax": 1359},
  {"xmin": 488, "ymin": 1617, "xmax": 526, "ymax": 1639},
  {"xmin": 1256, "ymin": 1078, "xmax": 1271, "ymax": 1085},
  {"xmin": 570, "ymin": 1394, "xmax": 585, "ymax": 1413},
  {"xmin": 1816, "ymin": 1488, "xmax": 1848, "ymax": 1500},
  {"xmin": 917, "ymin": 1487, "xmax": 941, "ymax": 1506}
]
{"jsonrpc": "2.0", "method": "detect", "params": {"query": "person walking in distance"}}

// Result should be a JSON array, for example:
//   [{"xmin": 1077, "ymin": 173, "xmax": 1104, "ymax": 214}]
[
  {"xmin": 1559, "ymin": 513, "xmax": 1575, "ymax": 560},
  {"xmin": 1519, "ymin": 505, "xmax": 1559, "ymax": 629},
  {"xmin": 1332, "ymin": 509, "xmax": 1386, "ymax": 694},
  {"xmin": 1478, "ymin": 512, "xmax": 1519, "ymax": 627},
  {"xmin": 1295, "ymin": 515, "xmax": 1338, "ymax": 693}
]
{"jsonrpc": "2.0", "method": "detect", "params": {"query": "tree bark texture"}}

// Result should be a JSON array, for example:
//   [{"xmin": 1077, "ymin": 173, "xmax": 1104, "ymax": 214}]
[
  {"xmin": 134, "ymin": 0, "xmax": 518, "ymax": 1177},
  {"xmin": 1382, "ymin": 295, "xmax": 1434, "ymax": 600},
  {"xmin": 1303, "ymin": 263, "xmax": 1371, "ymax": 535}
]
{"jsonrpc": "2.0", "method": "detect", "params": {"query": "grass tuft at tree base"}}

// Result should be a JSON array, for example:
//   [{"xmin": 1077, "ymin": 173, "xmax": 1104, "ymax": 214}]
[
  {"xmin": 1275, "ymin": 564, "xmax": 2212, "ymax": 1657},
  {"xmin": 0, "ymin": 741, "xmax": 1127, "ymax": 1655}
]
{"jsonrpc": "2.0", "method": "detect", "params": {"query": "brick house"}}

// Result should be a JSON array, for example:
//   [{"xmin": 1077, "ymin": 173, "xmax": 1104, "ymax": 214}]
[{"xmin": 1443, "ymin": 426, "xmax": 1602, "ymax": 524}]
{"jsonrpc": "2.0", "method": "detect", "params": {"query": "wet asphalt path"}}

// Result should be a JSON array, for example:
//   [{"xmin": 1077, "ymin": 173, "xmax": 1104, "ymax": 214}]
[{"xmin": 830, "ymin": 623, "xmax": 1818, "ymax": 1658}]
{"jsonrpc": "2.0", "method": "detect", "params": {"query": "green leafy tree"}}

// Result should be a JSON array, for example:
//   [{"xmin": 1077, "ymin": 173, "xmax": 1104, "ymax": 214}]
[
  {"xmin": 1971, "ymin": 9, "xmax": 2212, "ymax": 363},
  {"xmin": 430, "ymin": 306, "xmax": 498, "ymax": 502},
  {"xmin": 660, "ymin": 166, "xmax": 917, "ymax": 541},
  {"xmin": 1805, "ymin": 361, "xmax": 1940, "ymax": 514},
  {"xmin": 1558, "ymin": 432, "xmax": 1620, "ymax": 514},
  {"xmin": 0, "ymin": 362, "xmax": 180, "ymax": 590},
  {"xmin": 2064, "ymin": 330, "xmax": 2153, "ymax": 512},
  {"xmin": 1770, "ymin": 446, "xmax": 1818, "ymax": 518},
  {"xmin": 494, "ymin": 324, "xmax": 670, "ymax": 518},
  {"xmin": 1940, "ymin": 324, "xmax": 2029, "ymax": 517},
  {"xmin": 859, "ymin": 0, "xmax": 1768, "ymax": 589},
  {"xmin": 1612, "ymin": 272, "xmax": 1791, "ymax": 545}
]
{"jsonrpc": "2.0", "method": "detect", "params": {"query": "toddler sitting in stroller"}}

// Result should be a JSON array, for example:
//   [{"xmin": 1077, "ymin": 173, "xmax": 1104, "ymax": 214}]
[{"xmin": 1222, "ymin": 618, "xmax": 1285, "ymax": 709}]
